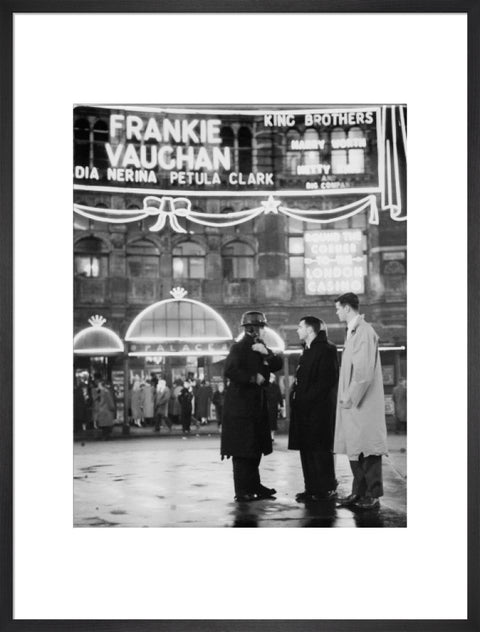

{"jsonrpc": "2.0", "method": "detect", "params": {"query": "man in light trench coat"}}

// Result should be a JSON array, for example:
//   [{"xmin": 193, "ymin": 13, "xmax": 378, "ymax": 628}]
[{"xmin": 334, "ymin": 292, "xmax": 388, "ymax": 511}]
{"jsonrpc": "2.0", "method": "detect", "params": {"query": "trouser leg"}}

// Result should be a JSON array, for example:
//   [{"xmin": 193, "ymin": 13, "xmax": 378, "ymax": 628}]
[
  {"xmin": 300, "ymin": 450, "xmax": 336, "ymax": 495},
  {"xmin": 350, "ymin": 454, "xmax": 383, "ymax": 498},
  {"xmin": 232, "ymin": 456, "xmax": 261, "ymax": 496}
]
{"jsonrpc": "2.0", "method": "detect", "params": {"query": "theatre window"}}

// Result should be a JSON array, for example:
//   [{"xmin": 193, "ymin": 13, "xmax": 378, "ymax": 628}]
[
  {"xmin": 288, "ymin": 235, "xmax": 305, "ymax": 278},
  {"xmin": 173, "ymin": 241, "xmax": 206, "ymax": 279},
  {"xmin": 93, "ymin": 120, "xmax": 109, "ymax": 170},
  {"xmin": 74, "ymin": 118, "xmax": 90, "ymax": 165},
  {"xmin": 255, "ymin": 129, "xmax": 283, "ymax": 174},
  {"xmin": 286, "ymin": 128, "xmax": 301, "ymax": 174},
  {"xmin": 222, "ymin": 240, "xmax": 255, "ymax": 281},
  {"xmin": 127, "ymin": 239, "xmax": 160, "ymax": 277},
  {"xmin": 331, "ymin": 126, "xmax": 365, "ymax": 174},
  {"xmin": 238, "ymin": 127, "xmax": 253, "ymax": 173},
  {"xmin": 74, "ymin": 236, "xmax": 109, "ymax": 278},
  {"xmin": 382, "ymin": 253, "xmax": 407, "ymax": 302}
]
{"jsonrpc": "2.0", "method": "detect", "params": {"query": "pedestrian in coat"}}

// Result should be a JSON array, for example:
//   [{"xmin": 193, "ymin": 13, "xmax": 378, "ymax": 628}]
[
  {"xmin": 288, "ymin": 316, "xmax": 339, "ymax": 502},
  {"xmin": 212, "ymin": 383, "xmax": 225, "ymax": 428},
  {"xmin": 96, "ymin": 379, "xmax": 116, "ymax": 440},
  {"xmin": 169, "ymin": 380, "xmax": 182, "ymax": 426},
  {"xmin": 221, "ymin": 311, "xmax": 283, "ymax": 502},
  {"xmin": 154, "ymin": 379, "xmax": 172, "ymax": 431},
  {"xmin": 334, "ymin": 293, "xmax": 388, "ymax": 511},
  {"xmin": 74, "ymin": 374, "xmax": 92, "ymax": 432},
  {"xmin": 392, "ymin": 378, "xmax": 407, "ymax": 434},
  {"xmin": 195, "ymin": 380, "xmax": 213, "ymax": 425},
  {"xmin": 178, "ymin": 381, "xmax": 193, "ymax": 434},
  {"xmin": 142, "ymin": 380, "xmax": 155, "ymax": 426},
  {"xmin": 130, "ymin": 376, "xmax": 144, "ymax": 427}
]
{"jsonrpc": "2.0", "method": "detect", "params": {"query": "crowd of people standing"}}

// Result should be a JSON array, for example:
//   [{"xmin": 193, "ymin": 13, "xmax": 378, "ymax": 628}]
[{"xmin": 74, "ymin": 371, "xmax": 233, "ymax": 437}]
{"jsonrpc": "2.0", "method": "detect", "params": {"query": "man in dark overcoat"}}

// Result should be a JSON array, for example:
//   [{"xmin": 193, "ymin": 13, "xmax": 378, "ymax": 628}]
[
  {"xmin": 289, "ymin": 316, "xmax": 339, "ymax": 502},
  {"xmin": 221, "ymin": 311, "xmax": 283, "ymax": 502}
]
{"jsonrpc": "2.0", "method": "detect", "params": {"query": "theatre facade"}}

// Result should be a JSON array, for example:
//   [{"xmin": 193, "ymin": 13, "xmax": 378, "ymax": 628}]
[{"xmin": 73, "ymin": 104, "xmax": 407, "ymax": 419}]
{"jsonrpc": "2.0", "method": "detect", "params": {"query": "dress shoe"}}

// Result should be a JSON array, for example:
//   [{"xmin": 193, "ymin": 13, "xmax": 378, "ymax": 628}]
[
  {"xmin": 256, "ymin": 485, "xmax": 277, "ymax": 499},
  {"xmin": 352, "ymin": 497, "xmax": 380, "ymax": 511},
  {"xmin": 234, "ymin": 493, "xmax": 258, "ymax": 503},
  {"xmin": 297, "ymin": 490, "xmax": 337, "ymax": 503},
  {"xmin": 336, "ymin": 493, "xmax": 360, "ymax": 508},
  {"xmin": 310, "ymin": 490, "xmax": 337, "ymax": 502}
]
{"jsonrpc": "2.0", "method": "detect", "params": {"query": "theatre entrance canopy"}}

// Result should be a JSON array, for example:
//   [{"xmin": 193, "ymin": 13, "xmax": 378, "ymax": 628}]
[
  {"xmin": 73, "ymin": 315, "xmax": 124, "ymax": 357},
  {"xmin": 125, "ymin": 287, "xmax": 234, "ymax": 357}
]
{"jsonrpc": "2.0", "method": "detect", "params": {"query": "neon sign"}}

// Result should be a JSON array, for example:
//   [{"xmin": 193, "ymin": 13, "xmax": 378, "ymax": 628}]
[
  {"xmin": 304, "ymin": 229, "xmax": 367, "ymax": 296},
  {"xmin": 74, "ymin": 105, "xmax": 381, "ymax": 195}
]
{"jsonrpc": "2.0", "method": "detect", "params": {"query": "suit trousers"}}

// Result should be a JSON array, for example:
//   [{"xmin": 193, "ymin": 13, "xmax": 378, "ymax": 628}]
[
  {"xmin": 300, "ymin": 450, "xmax": 336, "ymax": 495},
  {"xmin": 349, "ymin": 453, "xmax": 383, "ymax": 498},
  {"xmin": 232, "ymin": 456, "xmax": 261, "ymax": 496}
]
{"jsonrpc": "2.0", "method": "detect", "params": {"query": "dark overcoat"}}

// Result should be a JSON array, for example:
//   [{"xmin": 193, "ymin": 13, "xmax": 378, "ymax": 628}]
[
  {"xmin": 288, "ymin": 331, "xmax": 339, "ymax": 451},
  {"xmin": 221, "ymin": 335, "xmax": 282, "ymax": 459}
]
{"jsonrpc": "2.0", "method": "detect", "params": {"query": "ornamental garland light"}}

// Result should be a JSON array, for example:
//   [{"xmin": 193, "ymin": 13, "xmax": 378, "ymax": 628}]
[{"xmin": 74, "ymin": 194, "xmax": 380, "ymax": 232}]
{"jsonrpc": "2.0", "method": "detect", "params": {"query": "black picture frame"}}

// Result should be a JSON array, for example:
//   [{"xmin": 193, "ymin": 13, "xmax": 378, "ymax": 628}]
[{"xmin": 1, "ymin": 2, "xmax": 478, "ymax": 630}]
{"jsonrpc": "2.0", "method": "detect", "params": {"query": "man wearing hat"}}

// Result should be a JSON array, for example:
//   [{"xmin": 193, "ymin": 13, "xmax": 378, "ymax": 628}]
[{"xmin": 221, "ymin": 311, "xmax": 283, "ymax": 502}]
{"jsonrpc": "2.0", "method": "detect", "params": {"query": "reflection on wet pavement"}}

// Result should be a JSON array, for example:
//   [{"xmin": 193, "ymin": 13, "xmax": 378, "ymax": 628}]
[{"xmin": 74, "ymin": 435, "xmax": 406, "ymax": 528}]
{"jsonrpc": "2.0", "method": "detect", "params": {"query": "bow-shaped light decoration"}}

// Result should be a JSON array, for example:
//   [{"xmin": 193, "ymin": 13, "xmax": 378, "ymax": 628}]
[{"xmin": 143, "ymin": 196, "xmax": 191, "ymax": 233}]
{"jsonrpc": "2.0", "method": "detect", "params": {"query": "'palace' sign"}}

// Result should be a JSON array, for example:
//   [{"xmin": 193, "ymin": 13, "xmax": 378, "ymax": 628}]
[{"xmin": 128, "ymin": 341, "xmax": 231, "ymax": 356}]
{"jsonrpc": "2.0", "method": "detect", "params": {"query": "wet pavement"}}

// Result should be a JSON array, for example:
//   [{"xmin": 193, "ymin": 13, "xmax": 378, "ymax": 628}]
[{"xmin": 73, "ymin": 432, "xmax": 406, "ymax": 528}]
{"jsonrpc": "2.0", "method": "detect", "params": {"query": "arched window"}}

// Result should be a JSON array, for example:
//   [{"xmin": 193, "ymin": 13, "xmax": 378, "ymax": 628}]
[
  {"xmin": 74, "ymin": 237, "xmax": 109, "ymax": 278},
  {"xmin": 303, "ymin": 128, "xmax": 320, "ymax": 166},
  {"xmin": 255, "ymin": 131, "xmax": 283, "ymax": 174},
  {"xmin": 126, "ymin": 239, "xmax": 160, "ymax": 277},
  {"xmin": 172, "ymin": 241, "xmax": 206, "ymax": 279},
  {"xmin": 347, "ymin": 126, "xmax": 365, "ymax": 173},
  {"xmin": 74, "ymin": 118, "xmax": 90, "ymax": 165},
  {"xmin": 331, "ymin": 127, "xmax": 347, "ymax": 174},
  {"xmin": 286, "ymin": 128, "xmax": 301, "ymax": 175},
  {"xmin": 220, "ymin": 126, "xmax": 234, "ymax": 148},
  {"xmin": 331, "ymin": 126, "xmax": 366, "ymax": 174},
  {"xmin": 93, "ymin": 120, "xmax": 109, "ymax": 170},
  {"xmin": 222, "ymin": 241, "xmax": 255, "ymax": 280},
  {"xmin": 238, "ymin": 126, "xmax": 252, "ymax": 173}
]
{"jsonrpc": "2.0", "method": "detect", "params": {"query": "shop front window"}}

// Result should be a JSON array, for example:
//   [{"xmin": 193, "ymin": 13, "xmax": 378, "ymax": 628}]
[
  {"xmin": 222, "ymin": 241, "xmax": 255, "ymax": 280},
  {"xmin": 173, "ymin": 241, "xmax": 206, "ymax": 279}
]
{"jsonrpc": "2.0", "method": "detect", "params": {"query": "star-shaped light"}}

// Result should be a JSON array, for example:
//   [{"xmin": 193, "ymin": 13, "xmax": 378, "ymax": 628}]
[
  {"xmin": 261, "ymin": 195, "xmax": 281, "ymax": 215},
  {"xmin": 170, "ymin": 287, "xmax": 188, "ymax": 300}
]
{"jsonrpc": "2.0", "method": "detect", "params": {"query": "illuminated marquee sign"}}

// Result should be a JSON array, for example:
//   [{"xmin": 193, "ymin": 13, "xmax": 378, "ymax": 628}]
[
  {"xmin": 304, "ymin": 229, "xmax": 367, "ymax": 296},
  {"xmin": 74, "ymin": 106, "xmax": 380, "ymax": 196}
]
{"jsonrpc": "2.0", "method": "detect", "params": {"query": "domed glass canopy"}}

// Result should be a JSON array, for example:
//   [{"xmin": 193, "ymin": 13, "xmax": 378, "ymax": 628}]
[
  {"xmin": 74, "ymin": 315, "xmax": 124, "ymax": 356},
  {"xmin": 125, "ymin": 287, "xmax": 233, "ymax": 343}
]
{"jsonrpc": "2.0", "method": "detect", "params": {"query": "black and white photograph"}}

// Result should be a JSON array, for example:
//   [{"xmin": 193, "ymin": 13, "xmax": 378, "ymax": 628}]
[
  {"xmin": 6, "ymin": 8, "xmax": 473, "ymax": 627},
  {"xmin": 73, "ymin": 104, "xmax": 407, "ymax": 528}
]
